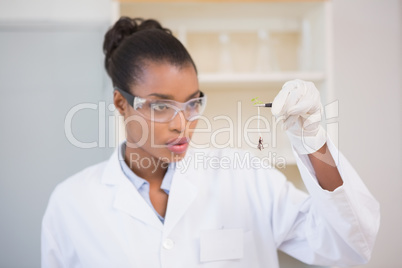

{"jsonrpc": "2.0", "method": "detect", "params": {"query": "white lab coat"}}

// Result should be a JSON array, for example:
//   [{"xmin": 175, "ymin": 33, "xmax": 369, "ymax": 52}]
[{"xmin": 41, "ymin": 140, "xmax": 380, "ymax": 268}]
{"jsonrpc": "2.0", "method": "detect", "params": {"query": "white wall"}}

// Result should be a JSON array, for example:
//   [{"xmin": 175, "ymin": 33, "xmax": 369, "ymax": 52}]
[
  {"xmin": 0, "ymin": 1, "xmax": 113, "ymax": 267},
  {"xmin": 0, "ymin": 0, "xmax": 111, "ymax": 22},
  {"xmin": 332, "ymin": 0, "xmax": 402, "ymax": 267}
]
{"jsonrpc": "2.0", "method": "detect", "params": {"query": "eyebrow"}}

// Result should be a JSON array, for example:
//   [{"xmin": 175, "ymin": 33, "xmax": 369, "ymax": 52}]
[{"xmin": 147, "ymin": 90, "xmax": 200, "ymax": 101}]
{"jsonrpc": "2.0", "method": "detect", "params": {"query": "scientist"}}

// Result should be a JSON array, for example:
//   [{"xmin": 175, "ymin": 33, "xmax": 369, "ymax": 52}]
[{"xmin": 41, "ymin": 17, "xmax": 380, "ymax": 267}]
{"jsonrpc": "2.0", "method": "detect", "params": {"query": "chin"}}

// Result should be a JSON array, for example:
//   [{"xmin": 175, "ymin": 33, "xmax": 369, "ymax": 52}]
[
  {"xmin": 159, "ymin": 150, "xmax": 188, "ymax": 163},
  {"xmin": 170, "ymin": 152, "xmax": 188, "ymax": 163}
]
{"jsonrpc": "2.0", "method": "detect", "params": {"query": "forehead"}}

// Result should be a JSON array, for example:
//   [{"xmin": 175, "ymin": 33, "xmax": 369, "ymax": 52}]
[{"xmin": 131, "ymin": 61, "xmax": 199, "ymax": 102}]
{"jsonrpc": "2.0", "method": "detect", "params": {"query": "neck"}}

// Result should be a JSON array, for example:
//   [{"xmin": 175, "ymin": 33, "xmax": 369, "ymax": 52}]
[{"xmin": 124, "ymin": 146, "xmax": 168, "ymax": 183}]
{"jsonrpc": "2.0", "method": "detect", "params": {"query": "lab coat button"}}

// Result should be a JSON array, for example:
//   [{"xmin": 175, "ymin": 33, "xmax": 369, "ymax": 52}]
[{"xmin": 163, "ymin": 238, "xmax": 174, "ymax": 250}]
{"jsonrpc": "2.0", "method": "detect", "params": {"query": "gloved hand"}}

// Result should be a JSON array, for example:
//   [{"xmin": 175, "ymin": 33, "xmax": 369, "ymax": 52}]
[{"xmin": 271, "ymin": 79, "xmax": 327, "ymax": 155}]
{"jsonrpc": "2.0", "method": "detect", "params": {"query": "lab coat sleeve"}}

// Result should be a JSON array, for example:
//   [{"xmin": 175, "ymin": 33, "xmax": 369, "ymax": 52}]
[{"xmin": 272, "ymin": 138, "xmax": 380, "ymax": 266}]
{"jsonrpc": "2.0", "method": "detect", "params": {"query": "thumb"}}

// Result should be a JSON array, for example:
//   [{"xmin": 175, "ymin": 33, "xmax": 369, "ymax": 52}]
[{"xmin": 271, "ymin": 86, "xmax": 290, "ymax": 116}]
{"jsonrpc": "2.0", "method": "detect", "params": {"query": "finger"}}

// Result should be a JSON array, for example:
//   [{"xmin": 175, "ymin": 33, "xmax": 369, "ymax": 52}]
[
  {"xmin": 287, "ymin": 90, "xmax": 315, "ymax": 116},
  {"xmin": 302, "ymin": 109, "xmax": 322, "ymax": 127},
  {"xmin": 287, "ymin": 82, "xmax": 320, "ymax": 116},
  {"xmin": 283, "ymin": 115, "xmax": 299, "ymax": 131},
  {"xmin": 271, "ymin": 87, "xmax": 290, "ymax": 116},
  {"xmin": 272, "ymin": 80, "xmax": 299, "ymax": 116},
  {"xmin": 285, "ymin": 86, "xmax": 307, "ymax": 115}
]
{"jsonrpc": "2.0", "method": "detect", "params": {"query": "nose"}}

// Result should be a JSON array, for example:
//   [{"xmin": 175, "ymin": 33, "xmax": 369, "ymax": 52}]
[{"xmin": 168, "ymin": 110, "xmax": 186, "ymax": 133}]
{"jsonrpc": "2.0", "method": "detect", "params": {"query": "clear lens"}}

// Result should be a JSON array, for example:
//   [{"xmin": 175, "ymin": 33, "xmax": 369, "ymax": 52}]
[
  {"xmin": 133, "ymin": 96, "xmax": 206, "ymax": 122},
  {"xmin": 149, "ymin": 101, "xmax": 177, "ymax": 122},
  {"xmin": 185, "ymin": 99, "xmax": 204, "ymax": 121}
]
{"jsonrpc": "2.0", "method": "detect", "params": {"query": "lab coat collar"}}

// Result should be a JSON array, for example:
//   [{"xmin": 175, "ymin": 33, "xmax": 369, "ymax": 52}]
[
  {"xmin": 100, "ymin": 144, "xmax": 164, "ymax": 231},
  {"xmin": 163, "ymin": 160, "xmax": 198, "ymax": 237},
  {"xmin": 100, "ymin": 143, "xmax": 199, "ymax": 235},
  {"xmin": 100, "ymin": 144, "xmax": 126, "ymax": 186}
]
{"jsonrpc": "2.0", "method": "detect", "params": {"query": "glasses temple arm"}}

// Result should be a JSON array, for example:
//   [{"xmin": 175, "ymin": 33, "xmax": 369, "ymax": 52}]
[{"xmin": 114, "ymin": 87, "xmax": 135, "ymax": 107}]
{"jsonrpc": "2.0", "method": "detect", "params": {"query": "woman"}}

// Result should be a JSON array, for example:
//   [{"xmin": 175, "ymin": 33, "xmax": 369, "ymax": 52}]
[{"xmin": 41, "ymin": 17, "xmax": 380, "ymax": 267}]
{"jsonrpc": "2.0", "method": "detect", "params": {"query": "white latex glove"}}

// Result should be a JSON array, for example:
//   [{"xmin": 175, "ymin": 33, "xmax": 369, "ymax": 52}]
[{"xmin": 272, "ymin": 79, "xmax": 327, "ymax": 155}]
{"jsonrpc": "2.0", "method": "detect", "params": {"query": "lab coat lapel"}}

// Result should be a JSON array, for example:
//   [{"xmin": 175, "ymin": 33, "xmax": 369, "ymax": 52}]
[
  {"xmin": 163, "ymin": 162, "xmax": 198, "ymax": 236},
  {"xmin": 113, "ymin": 183, "xmax": 163, "ymax": 231},
  {"xmin": 101, "ymin": 148, "xmax": 163, "ymax": 231}
]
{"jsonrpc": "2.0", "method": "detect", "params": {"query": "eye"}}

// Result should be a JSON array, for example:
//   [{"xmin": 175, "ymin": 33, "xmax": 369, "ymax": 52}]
[
  {"xmin": 188, "ymin": 99, "xmax": 202, "ymax": 109},
  {"xmin": 150, "ymin": 102, "xmax": 170, "ymax": 112}
]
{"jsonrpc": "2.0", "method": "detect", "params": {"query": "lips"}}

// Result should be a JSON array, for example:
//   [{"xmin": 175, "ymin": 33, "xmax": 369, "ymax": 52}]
[{"xmin": 166, "ymin": 137, "xmax": 190, "ymax": 154}]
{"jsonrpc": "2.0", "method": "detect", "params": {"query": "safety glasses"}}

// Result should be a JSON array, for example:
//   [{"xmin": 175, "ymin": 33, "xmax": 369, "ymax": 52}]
[{"xmin": 114, "ymin": 87, "xmax": 207, "ymax": 123}]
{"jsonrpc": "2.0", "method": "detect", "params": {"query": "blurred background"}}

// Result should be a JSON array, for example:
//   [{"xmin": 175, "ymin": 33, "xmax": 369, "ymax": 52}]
[{"xmin": 0, "ymin": 0, "xmax": 400, "ymax": 267}]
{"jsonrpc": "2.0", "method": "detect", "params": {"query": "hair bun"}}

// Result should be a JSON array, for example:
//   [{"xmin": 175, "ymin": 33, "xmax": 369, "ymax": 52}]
[
  {"xmin": 138, "ymin": 19, "xmax": 171, "ymax": 34},
  {"xmin": 103, "ymin": 17, "xmax": 140, "ymax": 61},
  {"xmin": 103, "ymin": 17, "xmax": 172, "ymax": 63}
]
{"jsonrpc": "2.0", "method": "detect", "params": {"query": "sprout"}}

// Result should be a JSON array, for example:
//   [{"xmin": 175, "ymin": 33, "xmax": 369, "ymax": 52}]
[{"xmin": 251, "ymin": 97, "xmax": 263, "ymax": 105}]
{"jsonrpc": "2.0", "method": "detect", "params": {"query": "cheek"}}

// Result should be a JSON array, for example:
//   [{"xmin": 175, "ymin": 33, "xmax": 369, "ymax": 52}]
[
  {"xmin": 187, "ymin": 120, "xmax": 199, "ymax": 132},
  {"xmin": 124, "ymin": 114, "xmax": 152, "ymax": 144},
  {"xmin": 125, "ymin": 116, "xmax": 170, "ymax": 144},
  {"xmin": 190, "ymin": 119, "xmax": 199, "ymax": 127},
  {"xmin": 151, "ymin": 122, "xmax": 170, "ymax": 142}
]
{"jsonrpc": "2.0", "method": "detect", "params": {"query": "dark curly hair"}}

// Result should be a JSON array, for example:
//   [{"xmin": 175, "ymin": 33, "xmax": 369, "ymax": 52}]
[{"xmin": 103, "ymin": 17, "xmax": 197, "ymax": 93}]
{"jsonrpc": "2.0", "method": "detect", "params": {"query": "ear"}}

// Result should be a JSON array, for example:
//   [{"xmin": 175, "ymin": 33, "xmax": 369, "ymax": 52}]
[{"xmin": 113, "ymin": 90, "xmax": 128, "ymax": 117}]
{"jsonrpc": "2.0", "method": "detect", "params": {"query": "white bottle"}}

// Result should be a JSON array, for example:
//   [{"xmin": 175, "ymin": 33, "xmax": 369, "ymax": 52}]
[
  {"xmin": 256, "ymin": 29, "xmax": 271, "ymax": 73},
  {"xmin": 218, "ymin": 33, "xmax": 233, "ymax": 73}
]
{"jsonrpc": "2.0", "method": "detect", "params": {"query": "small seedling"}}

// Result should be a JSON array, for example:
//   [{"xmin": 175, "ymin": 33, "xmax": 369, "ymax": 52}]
[{"xmin": 251, "ymin": 97, "xmax": 263, "ymax": 105}]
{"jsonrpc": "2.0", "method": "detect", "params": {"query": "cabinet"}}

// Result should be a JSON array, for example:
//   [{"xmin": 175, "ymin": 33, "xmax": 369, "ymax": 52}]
[{"xmin": 116, "ymin": 1, "xmax": 333, "ymax": 166}]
